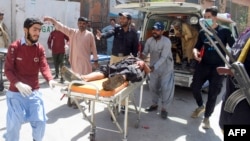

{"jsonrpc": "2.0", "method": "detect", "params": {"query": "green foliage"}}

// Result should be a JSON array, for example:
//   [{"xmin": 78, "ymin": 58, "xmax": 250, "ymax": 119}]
[{"xmin": 232, "ymin": 4, "xmax": 248, "ymax": 33}]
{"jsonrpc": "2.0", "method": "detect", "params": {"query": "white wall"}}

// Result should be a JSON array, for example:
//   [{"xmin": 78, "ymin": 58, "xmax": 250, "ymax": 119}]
[{"xmin": 0, "ymin": 0, "xmax": 80, "ymax": 57}]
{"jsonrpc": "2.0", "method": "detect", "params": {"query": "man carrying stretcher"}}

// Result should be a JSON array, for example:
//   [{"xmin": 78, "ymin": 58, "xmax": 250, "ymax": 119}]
[{"xmin": 61, "ymin": 55, "xmax": 151, "ymax": 91}]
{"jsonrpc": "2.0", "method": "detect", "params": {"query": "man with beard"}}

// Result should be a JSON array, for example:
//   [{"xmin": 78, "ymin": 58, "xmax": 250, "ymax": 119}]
[
  {"xmin": 96, "ymin": 12, "xmax": 138, "ymax": 65},
  {"xmin": 4, "ymin": 18, "xmax": 57, "ymax": 141},
  {"xmin": 141, "ymin": 22, "xmax": 175, "ymax": 119},
  {"xmin": 43, "ymin": 16, "xmax": 99, "ymax": 76},
  {"xmin": 96, "ymin": 12, "xmax": 138, "ymax": 113},
  {"xmin": 44, "ymin": 16, "xmax": 99, "ymax": 109}
]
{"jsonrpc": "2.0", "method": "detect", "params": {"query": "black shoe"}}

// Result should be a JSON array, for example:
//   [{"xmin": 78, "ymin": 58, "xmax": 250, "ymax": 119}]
[
  {"xmin": 145, "ymin": 105, "xmax": 158, "ymax": 112},
  {"xmin": 121, "ymin": 106, "xmax": 125, "ymax": 114},
  {"xmin": 54, "ymin": 75, "xmax": 58, "ymax": 79},
  {"xmin": 60, "ymin": 77, "xmax": 65, "ymax": 83},
  {"xmin": 72, "ymin": 103, "xmax": 78, "ymax": 109},
  {"xmin": 161, "ymin": 110, "xmax": 168, "ymax": 119}
]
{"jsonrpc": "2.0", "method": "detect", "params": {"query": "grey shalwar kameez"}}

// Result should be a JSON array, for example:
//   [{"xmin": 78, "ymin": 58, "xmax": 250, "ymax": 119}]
[{"xmin": 142, "ymin": 36, "xmax": 175, "ymax": 110}]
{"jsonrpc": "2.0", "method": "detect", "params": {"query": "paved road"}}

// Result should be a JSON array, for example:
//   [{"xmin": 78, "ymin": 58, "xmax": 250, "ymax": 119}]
[{"xmin": 0, "ymin": 60, "xmax": 224, "ymax": 141}]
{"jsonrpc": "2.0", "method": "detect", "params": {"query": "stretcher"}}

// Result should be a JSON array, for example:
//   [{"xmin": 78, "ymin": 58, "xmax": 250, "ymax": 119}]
[
  {"xmin": 90, "ymin": 54, "xmax": 110, "ymax": 65},
  {"xmin": 60, "ymin": 75, "xmax": 145, "ymax": 141}
]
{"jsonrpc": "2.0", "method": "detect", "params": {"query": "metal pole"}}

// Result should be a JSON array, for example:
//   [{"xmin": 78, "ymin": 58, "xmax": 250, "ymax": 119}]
[
  {"xmin": 230, "ymin": 0, "xmax": 232, "ymax": 14},
  {"xmin": 65, "ymin": 0, "xmax": 68, "ymax": 24},
  {"xmin": 11, "ymin": 0, "xmax": 16, "ymax": 42}
]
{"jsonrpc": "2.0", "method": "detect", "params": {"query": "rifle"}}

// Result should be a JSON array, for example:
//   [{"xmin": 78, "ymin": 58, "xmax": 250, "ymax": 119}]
[{"xmin": 199, "ymin": 19, "xmax": 250, "ymax": 113}]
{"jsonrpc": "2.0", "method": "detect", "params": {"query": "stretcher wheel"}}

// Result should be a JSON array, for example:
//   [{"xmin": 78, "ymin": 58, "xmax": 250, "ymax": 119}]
[
  {"xmin": 0, "ymin": 82, "xmax": 4, "ymax": 92},
  {"xmin": 89, "ymin": 133, "xmax": 95, "ymax": 141}
]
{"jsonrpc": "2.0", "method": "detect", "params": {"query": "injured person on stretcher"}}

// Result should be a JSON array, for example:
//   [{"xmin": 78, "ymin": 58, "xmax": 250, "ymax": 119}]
[{"xmin": 61, "ymin": 55, "xmax": 151, "ymax": 91}]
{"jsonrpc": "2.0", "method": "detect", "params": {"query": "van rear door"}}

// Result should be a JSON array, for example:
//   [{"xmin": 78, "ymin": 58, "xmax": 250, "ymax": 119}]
[{"xmin": 115, "ymin": 2, "xmax": 202, "ymax": 13}]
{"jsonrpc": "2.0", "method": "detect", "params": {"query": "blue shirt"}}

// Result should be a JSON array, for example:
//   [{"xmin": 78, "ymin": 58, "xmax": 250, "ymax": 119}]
[{"xmin": 102, "ymin": 25, "xmax": 115, "ymax": 42}]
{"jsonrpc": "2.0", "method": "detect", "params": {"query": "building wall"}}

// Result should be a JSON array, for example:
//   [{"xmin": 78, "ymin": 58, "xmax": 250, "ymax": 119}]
[
  {"xmin": 232, "ymin": 0, "xmax": 249, "ymax": 6},
  {"xmin": 78, "ymin": 0, "xmax": 249, "ymax": 28},
  {"xmin": 204, "ymin": 0, "xmax": 249, "ymax": 31},
  {"xmin": 0, "ymin": 0, "xmax": 80, "ymax": 57},
  {"xmin": 232, "ymin": 0, "xmax": 250, "ymax": 29},
  {"xmin": 187, "ymin": 0, "xmax": 250, "ymax": 32}
]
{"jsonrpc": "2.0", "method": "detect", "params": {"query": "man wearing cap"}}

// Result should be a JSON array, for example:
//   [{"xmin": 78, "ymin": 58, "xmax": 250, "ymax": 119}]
[
  {"xmin": 141, "ymin": 22, "xmax": 175, "ymax": 119},
  {"xmin": 44, "ymin": 16, "xmax": 99, "ymax": 108},
  {"xmin": 96, "ymin": 12, "xmax": 138, "ymax": 64},
  {"xmin": 43, "ymin": 16, "xmax": 99, "ymax": 75},
  {"xmin": 0, "ymin": 11, "xmax": 10, "ymax": 48},
  {"xmin": 96, "ymin": 12, "xmax": 138, "ymax": 112},
  {"xmin": 4, "ymin": 17, "xmax": 57, "ymax": 141}
]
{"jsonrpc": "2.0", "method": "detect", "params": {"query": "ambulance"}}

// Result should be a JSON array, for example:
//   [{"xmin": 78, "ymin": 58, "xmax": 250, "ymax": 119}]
[{"xmin": 115, "ymin": 1, "xmax": 238, "ymax": 87}]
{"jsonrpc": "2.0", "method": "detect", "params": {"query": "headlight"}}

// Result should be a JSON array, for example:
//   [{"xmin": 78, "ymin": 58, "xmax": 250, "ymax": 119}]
[{"xmin": 189, "ymin": 16, "xmax": 199, "ymax": 24}]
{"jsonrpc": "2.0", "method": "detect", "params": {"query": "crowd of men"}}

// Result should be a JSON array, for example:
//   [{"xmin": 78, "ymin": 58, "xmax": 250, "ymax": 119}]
[{"xmin": 1, "ymin": 5, "xmax": 250, "ymax": 141}]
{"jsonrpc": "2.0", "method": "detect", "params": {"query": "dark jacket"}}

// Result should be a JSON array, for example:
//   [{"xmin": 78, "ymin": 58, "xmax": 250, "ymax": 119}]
[{"xmin": 101, "ymin": 25, "xmax": 138, "ymax": 57}]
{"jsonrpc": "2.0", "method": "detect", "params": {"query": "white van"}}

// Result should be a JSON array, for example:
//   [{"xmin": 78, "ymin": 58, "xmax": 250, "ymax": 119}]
[{"xmin": 115, "ymin": 2, "xmax": 238, "ymax": 87}]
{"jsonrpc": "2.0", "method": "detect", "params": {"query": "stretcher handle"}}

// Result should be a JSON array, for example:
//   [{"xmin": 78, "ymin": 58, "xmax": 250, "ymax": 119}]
[
  {"xmin": 199, "ymin": 18, "xmax": 236, "ymax": 63},
  {"xmin": 237, "ymin": 38, "xmax": 250, "ymax": 63}
]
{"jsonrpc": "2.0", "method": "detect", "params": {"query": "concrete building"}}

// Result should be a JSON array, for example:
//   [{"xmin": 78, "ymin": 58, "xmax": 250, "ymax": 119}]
[{"xmin": 0, "ymin": 0, "xmax": 80, "ymax": 57}]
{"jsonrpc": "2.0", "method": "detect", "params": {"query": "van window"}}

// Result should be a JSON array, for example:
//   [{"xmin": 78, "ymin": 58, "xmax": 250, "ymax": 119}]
[
  {"xmin": 144, "ymin": 16, "xmax": 171, "ymax": 40},
  {"xmin": 143, "ymin": 14, "xmax": 200, "ymax": 41},
  {"xmin": 141, "ymin": 13, "xmax": 201, "ymax": 74}
]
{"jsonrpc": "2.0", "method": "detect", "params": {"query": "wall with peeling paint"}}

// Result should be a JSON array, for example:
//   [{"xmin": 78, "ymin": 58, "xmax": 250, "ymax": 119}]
[{"xmin": 0, "ymin": 0, "xmax": 80, "ymax": 57}]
